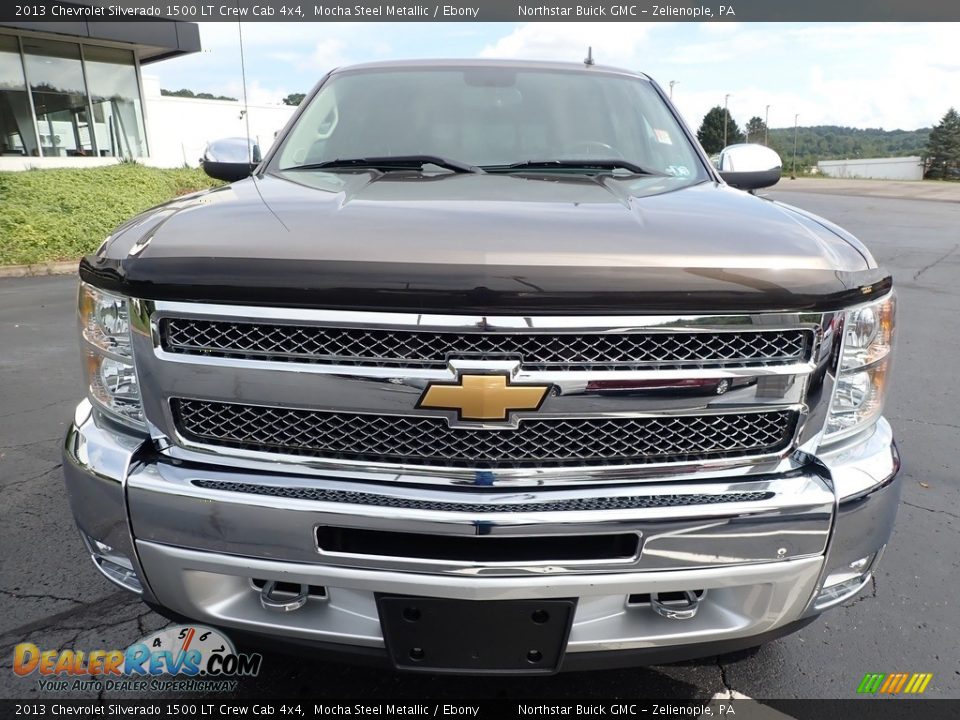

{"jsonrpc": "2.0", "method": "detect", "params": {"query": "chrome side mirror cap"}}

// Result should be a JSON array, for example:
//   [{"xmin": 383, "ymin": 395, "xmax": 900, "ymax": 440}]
[
  {"xmin": 201, "ymin": 137, "xmax": 261, "ymax": 182},
  {"xmin": 717, "ymin": 144, "xmax": 782, "ymax": 191}
]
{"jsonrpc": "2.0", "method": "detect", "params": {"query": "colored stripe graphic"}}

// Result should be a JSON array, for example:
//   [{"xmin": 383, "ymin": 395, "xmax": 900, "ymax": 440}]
[
  {"xmin": 858, "ymin": 672, "xmax": 933, "ymax": 694},
  {"xmin": 857, "ymin": 673, "xmax": 885, "ymax": 693},
  {"xmin": 908, "ymin": 673, "xmax": 933, "ymax": 694}
]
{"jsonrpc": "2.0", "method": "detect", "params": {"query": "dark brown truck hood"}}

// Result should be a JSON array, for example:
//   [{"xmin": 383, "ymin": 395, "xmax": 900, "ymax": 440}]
[{"xmin": 81, "ymin": 171, "xmax": 890, "ymax": 313}]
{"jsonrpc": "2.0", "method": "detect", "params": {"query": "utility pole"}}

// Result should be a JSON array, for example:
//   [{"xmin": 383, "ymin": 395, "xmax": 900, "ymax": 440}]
[
  {"xmin": 765, "ymin": 105, "xmax": 770, "ymax": 145},
  {"xmin": 723, "ymin": 94, "xmax": 730, "ymax": 147},
  {"xmin": 792, "ymin": 113, "xmax": 799, "ymax": 178},
  {"xmin": 669, "ymin": 80, "xmax": 678, "ymax": 99}
]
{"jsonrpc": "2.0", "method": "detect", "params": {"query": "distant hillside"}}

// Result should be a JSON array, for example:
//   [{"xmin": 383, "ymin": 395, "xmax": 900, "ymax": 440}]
[{"xmin": 762, "ymin": 125, "xmax": 930, "ymax": 170}]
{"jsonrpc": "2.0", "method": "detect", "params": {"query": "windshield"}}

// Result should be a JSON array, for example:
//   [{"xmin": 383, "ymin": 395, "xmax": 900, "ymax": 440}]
[{"xmin": 273, "ymin": 66, "xmax": 706, "ymax": 180}]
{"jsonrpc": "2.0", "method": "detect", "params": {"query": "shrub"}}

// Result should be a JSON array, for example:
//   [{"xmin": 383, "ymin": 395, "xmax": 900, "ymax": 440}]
[{"xmin": 0, "ymin": 165, "xmax": 222, "ymax": 265}]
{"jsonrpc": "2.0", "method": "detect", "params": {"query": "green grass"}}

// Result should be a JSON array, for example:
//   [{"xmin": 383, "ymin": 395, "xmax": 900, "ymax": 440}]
[{"xmin": 0, "ymin": 164, "xmax": 223, "ymax": 266}]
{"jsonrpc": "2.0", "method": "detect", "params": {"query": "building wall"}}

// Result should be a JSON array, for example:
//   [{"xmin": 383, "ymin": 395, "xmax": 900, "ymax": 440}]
[
  {"xmin": 817, "ymin": 156, "xmax": 924, "ymax": 181},
  {"xmin": 140, "ymin": 75, "xmax": 296, "ymax": 168},
  {"xmin": 0, "ymin": 68, "xmax": 297, "ymax": 171}
]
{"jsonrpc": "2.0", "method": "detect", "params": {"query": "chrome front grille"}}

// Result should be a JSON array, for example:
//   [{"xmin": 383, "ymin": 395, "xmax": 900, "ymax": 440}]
[
  {"xmin": 160, "ymin": 318, "xmax": 812, "ymax": 371},
  {"xmin": 135, "ymin": 302, "xmax": 834, "ymax": 481},
  {"xmin": 172, "ymin": 399, "xmax": 798, "ymax": 469}
]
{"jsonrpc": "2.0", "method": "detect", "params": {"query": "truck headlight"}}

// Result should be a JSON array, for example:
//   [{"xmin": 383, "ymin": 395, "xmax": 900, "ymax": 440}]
[
  {"xmin": 823, "ymin": 294, "xmax": 895, "ymax": 442},
  {"xmin": 78, "ymin": 283, "xmax": 145, "ymax": 430}
]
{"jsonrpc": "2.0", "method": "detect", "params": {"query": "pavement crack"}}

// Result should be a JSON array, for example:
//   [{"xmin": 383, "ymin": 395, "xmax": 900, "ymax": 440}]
[
  {"xmin": 0, "ymin": 398, "xmax": 70, "ymax": 420},
  {"xmin": 902, "ymin": 500, "xmax": 960, "ymax": 520},
  {"xmin": 913, "ymin": 243, "xmax": 959, "ymax": 280},
  {"xmin": 55, "ymin": 629, "xmax": 85, "ymax": 654},
  {"xmin": 0, "ymin": 588, "xmax": 84, "ymax": 605},
  {"xmin": 715, "ymin": 656, "xmax": 734, "ymax": 697},
  {"xmin": 0, "ymin": 463, "xmax": 62, "ymax": 488},
  {"xmin": 0, "ymin": 591, "xmax": 134, "ymax": 648},
  {"xmin": 0, "ymin": 435, "xmax": 63, "ymax": 451}
]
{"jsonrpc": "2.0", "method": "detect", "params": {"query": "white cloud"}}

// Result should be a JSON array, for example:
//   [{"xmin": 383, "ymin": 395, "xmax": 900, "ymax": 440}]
[
  {"xmin": 219, "ymin": 78, "xmax": 290, "ymax": 106},
  {"xmin": 159, "ymin": 21, "xmax": 959, "ymax": 131},
  {"xmin": 665, "ymin": 31, "xmax": 779, "ymax": 65},
  {"xmin": 480, "ymin": 22, "xmax": 958, "ymax": 130},
  {"xmin": 479, "ymin": 22, "xmax": 661, "ymax": 68}
]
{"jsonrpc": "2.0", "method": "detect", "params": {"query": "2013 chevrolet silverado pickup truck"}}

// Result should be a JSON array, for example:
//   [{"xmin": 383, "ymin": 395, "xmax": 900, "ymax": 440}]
[{"xmin": 63, "ymin": 59, "xmax": 900, "ymax": 674}]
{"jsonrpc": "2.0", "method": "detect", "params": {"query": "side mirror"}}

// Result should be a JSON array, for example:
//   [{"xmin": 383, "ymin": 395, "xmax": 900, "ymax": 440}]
[
  {"xmin": 717, "ymin": 144, "xmax": 782, "ymax": 191},
  {"xmin": 201, "ymin": 137, "xmax": 261, "ymax": 182}
]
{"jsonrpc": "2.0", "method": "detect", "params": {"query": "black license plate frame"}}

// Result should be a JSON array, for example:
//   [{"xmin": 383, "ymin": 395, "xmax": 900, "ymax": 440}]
[{"xmin": 376, "ymin": 595, "xmax": 577, "ymax": 674}]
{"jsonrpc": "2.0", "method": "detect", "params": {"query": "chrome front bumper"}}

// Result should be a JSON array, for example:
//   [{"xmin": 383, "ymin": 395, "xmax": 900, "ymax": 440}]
[{"xmin": 62, "ymin": 400, "xmax": 900, "ymax": 664}]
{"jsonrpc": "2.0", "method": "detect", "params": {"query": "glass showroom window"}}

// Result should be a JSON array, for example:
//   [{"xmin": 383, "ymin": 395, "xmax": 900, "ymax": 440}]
[
  {"xmin": 84, "ymin": 46, "xmax": 147, "ymax": 158},
  {"xmin": 22, "ymin": 38, "xmax": 95, "ymax": 157},
  {"xmin": 0, "ymin": 35, "xmax": 39, "ymax": 157}
]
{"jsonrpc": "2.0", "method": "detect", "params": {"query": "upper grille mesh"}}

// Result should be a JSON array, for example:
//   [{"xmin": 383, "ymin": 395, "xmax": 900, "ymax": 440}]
[
  {"xmin": 189, "ymin": 480, "xmax": 774, "ymax": 512},
  {"xmin": 161, "ymin": 318, "xmax": 811, "ymax": 371},
  {"xmin": 172, "ymin": 399, "xmax": 797, "ymax": 469}
]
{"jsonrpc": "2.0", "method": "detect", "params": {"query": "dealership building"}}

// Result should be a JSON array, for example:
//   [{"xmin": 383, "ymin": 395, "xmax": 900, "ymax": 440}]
[{"xmin": 0, "ymin": 14, "xmax": 201, "ymax": 165}]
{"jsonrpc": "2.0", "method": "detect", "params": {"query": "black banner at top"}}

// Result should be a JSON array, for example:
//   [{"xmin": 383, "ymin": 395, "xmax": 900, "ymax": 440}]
[
  {"xmin": 1, "ymin": 0, "xmax": 959, "ymax": 22},
  {"xmin": 2, "ymin": 699, "xmax": 960, "ymax": 720}
]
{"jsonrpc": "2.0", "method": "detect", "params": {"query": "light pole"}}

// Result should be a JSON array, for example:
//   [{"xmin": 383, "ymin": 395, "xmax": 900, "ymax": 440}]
[
  {"xmin": 792, "ymin": 113, "xmax": 799, "ymax": 178},
  {"xmin": 669, "ymin": 80, "xmax": 678, "ymax": 99},
  {"xmin": 723, "ymin": 94, "xmax": 730, "ymax": 147},
  {"xmin": 764, "ymin": 105, "xmax": 770, "ymax": 145}
]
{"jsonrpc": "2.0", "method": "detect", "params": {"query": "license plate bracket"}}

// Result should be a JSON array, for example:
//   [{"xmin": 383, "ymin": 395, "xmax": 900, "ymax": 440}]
[{"xmin": 376, "ymin": 595, "xmax": 576, "ymax": 674}]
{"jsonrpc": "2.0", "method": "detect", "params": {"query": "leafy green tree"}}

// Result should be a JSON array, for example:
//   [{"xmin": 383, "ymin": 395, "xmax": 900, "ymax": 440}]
[
  {"xmin": 763, "ymin": 125, "xmax": 931, "ymax": 170},
  {"xmin": 160, "ymin": 88, "xmax": 237, "ymax": 101},
  {"xmin": 696, "ymin": 106, "xmax": 745, "ymax": 154},
  {"xmin": 925, "ymin": 108, "xmax": 960, "ymax": 179},
  {"xmin": 744, "ymin": 116, "xmax": 768, "ymax": 144},
  {"xmin": 282, "ymin": 93, "xmax": 306, "ymax": 106}
]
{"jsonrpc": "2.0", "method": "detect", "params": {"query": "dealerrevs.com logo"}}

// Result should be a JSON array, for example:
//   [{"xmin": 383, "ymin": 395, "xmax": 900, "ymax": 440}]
[{"xmin": 12, "ymin": 625, "xmax": 261, "ymax": 693}]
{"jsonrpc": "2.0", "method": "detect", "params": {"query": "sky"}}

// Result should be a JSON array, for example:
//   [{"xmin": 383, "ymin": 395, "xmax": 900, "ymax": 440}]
[{"xmin": 147, "ymin": 22, "xmax": 959, "ymax": 131}]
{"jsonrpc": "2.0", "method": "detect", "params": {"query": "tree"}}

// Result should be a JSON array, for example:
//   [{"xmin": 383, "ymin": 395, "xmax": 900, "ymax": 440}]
[
  {"xmin": 925, "ymin": 108, "xmax": 960, "ymax": 180},
  {"xmin": 697, "ymin": 106, "xmax": 745, "ymax": 154},
  {"xmin": 160, "ymin": 88, "xmax": 237, "ymax": 101},
  {"xmin": 282, "ymin": 93, "xmax": 306, "ymax": 106},
  {"xmin": 745, "ymin": 116, "xmax": 767, "ymax": 144}
]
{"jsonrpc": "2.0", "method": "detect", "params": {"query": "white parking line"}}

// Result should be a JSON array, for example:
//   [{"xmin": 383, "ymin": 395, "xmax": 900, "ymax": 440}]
[{"xmin": 710, "ymin": 690, "xmax": 753, "ymax": 700}]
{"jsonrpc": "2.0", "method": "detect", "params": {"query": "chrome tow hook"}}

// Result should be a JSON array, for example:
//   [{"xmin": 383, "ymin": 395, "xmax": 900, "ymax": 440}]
[
  {"xmin": 650, "ymin": 591, "xmax": 701, "ymax": 620},
  {"xmin": 259, "ymin": 580, "xmax": 309, "ymax": 613}
]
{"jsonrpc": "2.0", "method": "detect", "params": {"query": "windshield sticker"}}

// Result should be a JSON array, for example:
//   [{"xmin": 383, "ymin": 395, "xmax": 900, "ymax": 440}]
[
  {"xmin": 665, "ymin": 165, "xmax": 691, "ymax": 177},
  {"xmin": 653, "ymin": 129, "xmax": 674, "ymax": 145}
]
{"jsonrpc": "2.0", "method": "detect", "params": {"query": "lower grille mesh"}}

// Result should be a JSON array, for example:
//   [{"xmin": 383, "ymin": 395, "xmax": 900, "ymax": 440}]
[{"xmin": 172, "ymin": 399, "xmax": 797, "ymax": 469}]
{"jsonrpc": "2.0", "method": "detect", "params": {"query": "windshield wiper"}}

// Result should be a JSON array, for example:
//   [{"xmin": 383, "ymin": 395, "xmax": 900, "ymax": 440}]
[
  {"xmin": 482, "ymin": 159, "xmax": 662, "ymax": 176},
  {"xmin": 282, "ymin": 155, "xmax": 484, "ymax": 174}
]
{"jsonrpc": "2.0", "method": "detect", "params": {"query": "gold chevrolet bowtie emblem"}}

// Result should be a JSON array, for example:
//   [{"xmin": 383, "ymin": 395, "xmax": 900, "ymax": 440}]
[{"xmin": 417, "ymin": 374, "xmax": 549, "ymax": 421}]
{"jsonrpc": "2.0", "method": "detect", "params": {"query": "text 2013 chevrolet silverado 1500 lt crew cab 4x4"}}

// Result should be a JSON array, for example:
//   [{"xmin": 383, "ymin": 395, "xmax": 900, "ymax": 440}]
[{"xmin": 64, "ymin": 59, "xmax": 900, "ymax": 674}]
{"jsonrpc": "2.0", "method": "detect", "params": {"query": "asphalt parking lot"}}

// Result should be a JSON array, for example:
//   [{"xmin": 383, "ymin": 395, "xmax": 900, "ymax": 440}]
[{"xmin": 0, "ymin": 188, "xmax": 958, "ymax": 701}]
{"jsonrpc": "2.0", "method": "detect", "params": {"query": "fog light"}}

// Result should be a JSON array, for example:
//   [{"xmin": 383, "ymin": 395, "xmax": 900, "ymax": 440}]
[
  {"xmin": 814, "ymin": 551, "xmax": 880, "ymax": 610},
  {"xmin": 814, "ymin": 576, "xmax": 869, "ymax": 609},
  {"xmin": 82, "ymin": 533, "xmax": 143, "ymax": 594}
]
